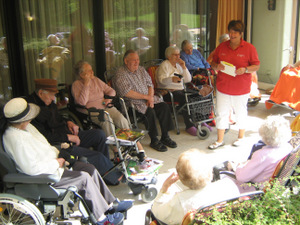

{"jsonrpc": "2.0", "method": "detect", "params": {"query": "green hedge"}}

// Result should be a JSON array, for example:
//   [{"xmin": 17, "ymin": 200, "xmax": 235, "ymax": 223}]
[{"xmin": 192, "ymin": 176, "xmax": 300, "ymax": 225}]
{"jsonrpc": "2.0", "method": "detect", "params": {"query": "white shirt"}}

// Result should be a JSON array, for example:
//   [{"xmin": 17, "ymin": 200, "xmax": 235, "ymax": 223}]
[
  {"xmin": 156, "ymin": 60, "xmax": 191, "ymax": 90},
  {"xmin": 3, "ymin": 123, "xmax": 64, "ymax": 177},
  {"xmin": 151, "ymin": 178, "xmax": 241, "ymax": 225}
]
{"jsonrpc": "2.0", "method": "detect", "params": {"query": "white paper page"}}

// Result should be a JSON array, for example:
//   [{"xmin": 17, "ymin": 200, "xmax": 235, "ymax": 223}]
[{"xmin": 220, "ymin": 61, "xmax": 236, "ymax": 77}]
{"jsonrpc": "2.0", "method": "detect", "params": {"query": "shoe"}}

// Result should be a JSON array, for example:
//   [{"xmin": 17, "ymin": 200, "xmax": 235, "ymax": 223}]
[
  {"xmin": 208, "ymin": 141, "xmax": 225, "ymax": 150},
  {"xmin": 97, "ymin": 212, "xmax": 124, "ymax": 225},
  {"xmin": 232, "ymin": 138, "xmax": 245, "ymax": 147},
  {"xmin": 112, "ymin": 199, "xmax": 133, "ymax": 213},
  {"xmin": 161, "ymin": 137, "xmax": 177, "ymax": 148},
  {"xmin": 186, "ymin": 126, "xmax": 197, "ymax": 136},
  {"xmin": 202, "ymin": 122, "xmax": 213, "ymax": 132},
  {"xmin": 150, "ymin": 141, "xmax": 168, "ymax": 152},
  {"xmin": 137, "ymin": 151, "xmax": 146, "ymax": 162}
]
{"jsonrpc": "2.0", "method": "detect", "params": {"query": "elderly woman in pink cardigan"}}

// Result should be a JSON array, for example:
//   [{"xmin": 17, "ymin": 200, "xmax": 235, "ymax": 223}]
[
  {"xmin": 72, "ymin": 60, "xmax": 145, "ymax": 160},
  {"xmin": 223, "ymin": 115, "xmax": 292, "ymax": 192}
]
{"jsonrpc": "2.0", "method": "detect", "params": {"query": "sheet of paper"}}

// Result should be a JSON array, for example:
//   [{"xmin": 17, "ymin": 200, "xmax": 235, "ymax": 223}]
[{"xmin": 220, "ymin": 61, "xmax": 236, "ymax": 77}]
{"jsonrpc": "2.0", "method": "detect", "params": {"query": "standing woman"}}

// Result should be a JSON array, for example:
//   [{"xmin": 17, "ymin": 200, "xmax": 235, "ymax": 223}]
[{"xmin": 208, "ymin": 20, "xmax": 260, "ymax": 149}]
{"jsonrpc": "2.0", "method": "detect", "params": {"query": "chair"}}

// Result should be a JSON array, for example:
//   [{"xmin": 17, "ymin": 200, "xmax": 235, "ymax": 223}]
[
  {"xmin": 104, "ymin": 66, "xmax": 119, "ymax": 86},
  {"xmin": 144, "ymin": 191, "xmax": 264, "ymax": 225},
  {"xmin": 145, "ymin": 60, "xmax": 181, "ymax": 135},
  {"xmin": 146, "ymin": 61, "xmax": 215, "ymax": 138},
  {"xmin": 57, "ymin": 83, "xmax": 91, "ymax": 130},
  {"xmin": 0, "ymin": 138, "xmax": 98, "ymax": 224},
  {"xmin": 272, "ymin": 144, "xmax": 300, "ymax": 188}
]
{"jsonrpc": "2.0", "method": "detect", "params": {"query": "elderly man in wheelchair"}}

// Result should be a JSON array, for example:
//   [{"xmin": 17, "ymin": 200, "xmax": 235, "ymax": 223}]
[{"xmin": 0, "ymin": 98, "xmax": 132, "ymax": 224}]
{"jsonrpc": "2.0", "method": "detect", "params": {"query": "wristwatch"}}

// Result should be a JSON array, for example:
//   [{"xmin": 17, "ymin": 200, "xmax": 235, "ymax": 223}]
[{"xmin": 245, "ymin": 67, "xmax": 248, "ymax": 73}]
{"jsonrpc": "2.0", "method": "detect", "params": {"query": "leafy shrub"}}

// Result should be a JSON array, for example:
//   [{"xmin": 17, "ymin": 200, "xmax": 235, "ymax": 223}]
[{"xmin": 192, "ymin": 176, "xmax": 300, "ymax": 225}]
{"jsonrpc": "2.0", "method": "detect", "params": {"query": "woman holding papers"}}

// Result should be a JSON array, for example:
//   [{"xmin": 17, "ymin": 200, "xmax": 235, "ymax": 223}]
[{"xmin": 208, "ymin": 20, "xmax": 260, "ymax": 150}]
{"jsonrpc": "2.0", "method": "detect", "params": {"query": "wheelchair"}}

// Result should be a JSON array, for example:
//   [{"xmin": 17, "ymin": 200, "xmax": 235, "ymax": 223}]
[
  {"xmin": 0, "ymin": 138, "xmax": 99, "ymax": 225},
  {"xmin": 144, "ymin": 191, "xmax": 264, "ymax": 225},
  {"xmin": 56, "ymin": 83, "xmax": 159, "ymax": 202}
]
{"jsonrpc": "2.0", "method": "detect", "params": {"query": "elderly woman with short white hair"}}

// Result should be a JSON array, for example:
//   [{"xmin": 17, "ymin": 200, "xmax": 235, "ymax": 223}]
[
  {"xmin": 151, "ymin": 148, "xmax": 240, "ymax": 225},
  {"xmin": 225, "ymin": 115, "xmax": 293, "ymax": 192},
  {"xmin": 156, "ymin": 46, "xmax": 198, "ymax": 135}
]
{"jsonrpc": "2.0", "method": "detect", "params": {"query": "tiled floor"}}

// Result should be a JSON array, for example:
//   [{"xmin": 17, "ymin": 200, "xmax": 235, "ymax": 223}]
[{"xmin": 109, "ymin": 92, "xmax": 297, "ymax": 225}]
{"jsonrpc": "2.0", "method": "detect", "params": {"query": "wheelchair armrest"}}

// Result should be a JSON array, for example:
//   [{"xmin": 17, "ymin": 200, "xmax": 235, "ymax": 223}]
[
  {"xmin": 87, "ymin": 107, "xmax": 103, "ymax": 113},
  {"xmin": 72, "ymin": 102, "xmax": 103, "ymax": 115},
  {"xmin": 73, "ymin": 103, "xmax": 88, "ymax": 110},
  {"xmin": 219, "ymin": 171, "xmax": 236, "ymax": 179},
  {"xmin": 3, "ymin": 173, "xmax": 60, "ymax": 184},
  {"xmin": 192, "ymin": 68, "xmax": 213, "ymax": 76}
]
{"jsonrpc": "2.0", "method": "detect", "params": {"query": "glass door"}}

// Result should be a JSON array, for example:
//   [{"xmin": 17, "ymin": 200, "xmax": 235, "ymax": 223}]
[
  {"xmin": 169, "ymin": 0, "xmax": 209, "ymax": 58},
  {"xmin": 19, "ymin": 0, "xmax": 94, "ymax": 93},
  {"xmin": 0, "ymin": 0, "xmax": 12, "ymax": 104}
]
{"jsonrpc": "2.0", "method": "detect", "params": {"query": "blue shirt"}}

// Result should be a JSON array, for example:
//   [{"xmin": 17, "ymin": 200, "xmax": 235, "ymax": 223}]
[{"xmin": 180, "ymin": 49, "xmax": 210, "ymax": 72}]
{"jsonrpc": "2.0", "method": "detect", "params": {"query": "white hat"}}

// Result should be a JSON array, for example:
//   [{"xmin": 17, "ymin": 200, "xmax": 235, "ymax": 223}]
[{"xmin": 3, "ymin": 98, "xmax": 40, "ymax": 123}]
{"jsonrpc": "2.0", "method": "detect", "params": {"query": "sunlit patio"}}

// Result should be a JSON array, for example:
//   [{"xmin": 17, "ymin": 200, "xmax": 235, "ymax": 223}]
[{"xmin": 109, "ymin": 92, "xmax": 297, "ymax": 225}]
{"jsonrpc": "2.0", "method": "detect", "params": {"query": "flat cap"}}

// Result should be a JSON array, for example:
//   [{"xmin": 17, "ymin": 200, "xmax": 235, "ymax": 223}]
[{"xmin": 34, "ymin": 78, "xmax": 58, "ymax": 93}]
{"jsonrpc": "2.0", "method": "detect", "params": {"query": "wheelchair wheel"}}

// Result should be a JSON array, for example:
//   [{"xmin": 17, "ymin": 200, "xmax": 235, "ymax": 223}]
[
  {"xmin": 0, "ymin": 193, "xmax": 45, "ymax": 225},
  {"xmin": 59, "ymin": 109, "xmax": 84, "ymax": 130},
  {"xmin": 197, "ymin": 124, "xmax": 210, "ymax": 140},
  {"xmin": 141, "ymin": 185, "xmax": 158, "ymax": 203}
]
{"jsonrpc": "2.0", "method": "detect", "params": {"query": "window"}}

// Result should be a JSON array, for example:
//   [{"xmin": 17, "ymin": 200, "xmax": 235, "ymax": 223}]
[
  {"xmin": 0, "ymin": 1, "xmax": 12, "ymax": 104},
  {"xmin": 19, "ymin": 0, "xmax": 94, "ymax": 93},
  {"xmin": 169, "ymin": 0, "xmax": 208, "ymax": 57},
  {"xmin": 103, "ymin": 0, "xmax": 159, "ymax": 68}
]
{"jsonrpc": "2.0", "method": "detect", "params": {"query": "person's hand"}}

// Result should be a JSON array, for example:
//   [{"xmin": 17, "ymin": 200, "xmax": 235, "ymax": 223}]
[
  {"xmin": 216, "ymin": 63, "xmax": 225, "ymax": 71},
  {"xmin": 103, "ymin": 98, "xmax": 112, "ymax": 107},
  {"xmin": 177, "ymin": 58, "xmax": 186, "ymax": 69},
  {"xmin": 81, "ymin": 72, "xmax": 94, "ymax": 86},
  {"xmin": 161, "ymin": 172, "xmax": 179, "ymax": 193},
  {"xmin": 146, "ymin": 95, "xmax": 154, "ymax": 108},
  {"xmin": 227, "ymin": 161, "xmax": 239, "ymax": 171},
  {"xmin": 57, "ymin": 158, "xmax": 66, "ymax": 168},
  {"xmin": 67, "ymin": 134, "xmax": 80, "ymax": 146},
  {"xmin": 236, "ymin": 67, "xmax": 246, "ymax": 75},
  {"xmin": 67, "ymin": 121, "xmax": 79, "ymax": 135},
  {"xmin": 172, "ymin": 76, "xmax": 182, "ymax": 83}
]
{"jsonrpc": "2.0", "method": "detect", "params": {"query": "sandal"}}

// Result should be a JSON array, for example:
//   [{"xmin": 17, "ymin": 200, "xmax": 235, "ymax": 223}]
[{"xmin": 208, "ymin": 141, "xmax": 225, "ymax": 150}]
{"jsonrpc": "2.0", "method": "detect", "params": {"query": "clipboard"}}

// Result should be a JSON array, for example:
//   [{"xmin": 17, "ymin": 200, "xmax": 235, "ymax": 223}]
[{"xmin": 220, "ymin": 61, "xmax": 236, "ymax": 77}]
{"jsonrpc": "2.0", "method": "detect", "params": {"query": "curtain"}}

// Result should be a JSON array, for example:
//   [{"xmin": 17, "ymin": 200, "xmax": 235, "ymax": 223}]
[
  {"xmin": 216, "ymin": 0, "xmax": 244, "ymax": 47},
  {"xmin": 0, "ymin": 3, "xmax": 12, "ymax": 103},
  {"xmin": 19, "ymin": 0, "xmax": 94, "ymax": 93},
  {"xmin": 103, "ymin": 0, "xmax": 158, "ymax": 68}
]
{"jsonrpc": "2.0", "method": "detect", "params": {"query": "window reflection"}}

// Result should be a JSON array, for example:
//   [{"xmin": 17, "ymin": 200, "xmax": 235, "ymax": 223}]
[
  {"xmin": 169, "ymin": 0, "xmax": 208, "ymax": 58},
  {"xmin": 0, "ymin": 36, "xmax": 12, "ymax": 103},
  {"xmin": 103, "ymin": 0, "xmax": 158, "ymax": 68},
  {"xmin": 19, "ymin": 0, "xmax": 94, "ymax": 93}
]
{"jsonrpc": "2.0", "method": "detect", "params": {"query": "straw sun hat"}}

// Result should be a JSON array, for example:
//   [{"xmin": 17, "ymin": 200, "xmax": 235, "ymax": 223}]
[{"xmin": 3, "ymin": 98, "xmax": 40, "ymax": 123}]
